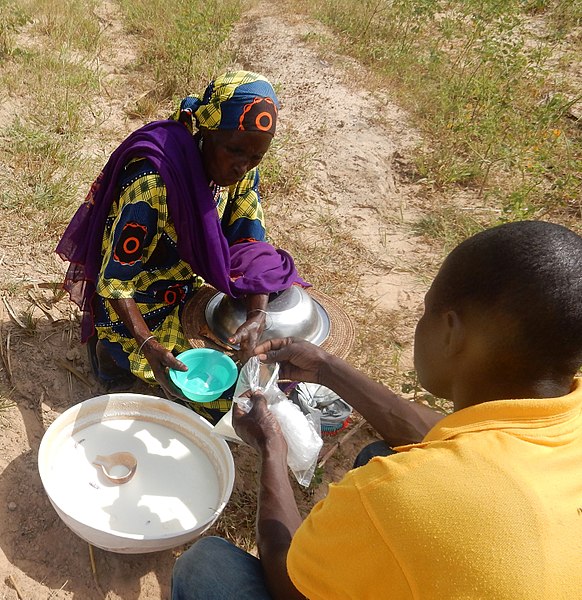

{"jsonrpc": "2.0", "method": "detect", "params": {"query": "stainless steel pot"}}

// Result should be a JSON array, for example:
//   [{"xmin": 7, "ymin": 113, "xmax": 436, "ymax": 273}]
[{"xmin": 205, "ymin": 286, "xmax": 330, "ymax": 348}]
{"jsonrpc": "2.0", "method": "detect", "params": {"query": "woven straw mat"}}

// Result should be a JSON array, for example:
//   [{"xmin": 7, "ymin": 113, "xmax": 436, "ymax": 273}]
[{"xmin": 181, "ymin": 285, "xmax": 355, "ymax": 360}]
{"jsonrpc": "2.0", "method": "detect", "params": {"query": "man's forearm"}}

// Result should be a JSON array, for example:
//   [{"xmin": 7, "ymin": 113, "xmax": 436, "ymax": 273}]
[
  {"xmin": 256, "ymin": 441, "xmax": 305, "ymax": 600},
  {"xmin": 320, "ymin": 355, "xmax": 445, "ymax": 446}
]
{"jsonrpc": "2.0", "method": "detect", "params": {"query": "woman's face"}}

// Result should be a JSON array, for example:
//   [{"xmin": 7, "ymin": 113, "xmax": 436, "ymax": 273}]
[{"xmin": 200, "ymin": 128, "xmax": 272, "ymax": 187}]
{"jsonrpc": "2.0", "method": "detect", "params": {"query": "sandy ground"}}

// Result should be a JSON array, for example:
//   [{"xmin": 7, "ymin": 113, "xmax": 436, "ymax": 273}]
[
  {"xmin": 237, "ymin": 10, "xmax": 431, "ymax": 311},
  {"xmin": 0, "ymin": 1, "xmax": 442, "ymax": 598}
]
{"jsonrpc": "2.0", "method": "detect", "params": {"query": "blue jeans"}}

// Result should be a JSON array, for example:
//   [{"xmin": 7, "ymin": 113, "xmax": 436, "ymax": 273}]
[
  {"xmin": 172, "ymin": 442, "xmax": 393, "ymax": 599},
  {"xmin": 171, "ymin": 537, "xmax": 273, "ymax": 600}
]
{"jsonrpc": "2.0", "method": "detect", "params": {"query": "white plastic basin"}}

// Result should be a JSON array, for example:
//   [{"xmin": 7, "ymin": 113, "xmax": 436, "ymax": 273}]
[{"xmin": 38, "ymin": 393, "xmax": 235, "ymax": 553}]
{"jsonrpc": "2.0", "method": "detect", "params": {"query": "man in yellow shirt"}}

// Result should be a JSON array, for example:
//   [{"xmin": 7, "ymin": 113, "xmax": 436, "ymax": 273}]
[{"xmin": 172, "ymin": 220, "xmax": 582, "ymax": 599}]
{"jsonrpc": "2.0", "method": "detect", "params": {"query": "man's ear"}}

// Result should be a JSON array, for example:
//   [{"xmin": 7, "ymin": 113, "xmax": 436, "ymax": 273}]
[{"xmin": 444, "ymin": 310, "xmax": 465, "ymax": 358}]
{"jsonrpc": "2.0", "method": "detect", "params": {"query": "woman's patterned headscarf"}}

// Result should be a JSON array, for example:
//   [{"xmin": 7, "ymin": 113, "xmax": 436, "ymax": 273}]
[{"xmin": 175, "ymin": 71, "xmax": 279, "ymax": 136}]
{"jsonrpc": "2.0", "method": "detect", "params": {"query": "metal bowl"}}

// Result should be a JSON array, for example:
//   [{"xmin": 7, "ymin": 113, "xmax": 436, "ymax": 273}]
[{"xmin": 205, "ymin": 286, "xmax": 330, "ymax": 349}]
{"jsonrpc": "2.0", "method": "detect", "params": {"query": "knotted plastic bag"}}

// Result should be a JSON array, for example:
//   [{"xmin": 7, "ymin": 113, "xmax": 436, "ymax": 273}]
[{"xmin": 214, "ymin": 356, "xmax": 322, "ymax": 487}]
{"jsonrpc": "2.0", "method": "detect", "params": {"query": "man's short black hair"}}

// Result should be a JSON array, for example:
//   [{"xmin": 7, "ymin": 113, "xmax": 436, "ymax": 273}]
[{"xmin": 431, "ymin": 220, "xmax": 582, "ymax": 377}]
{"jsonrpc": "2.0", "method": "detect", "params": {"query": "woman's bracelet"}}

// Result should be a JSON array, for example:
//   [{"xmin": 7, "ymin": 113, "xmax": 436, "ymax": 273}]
[
  {"xmin": 247, "ymin": 308, "xmax": 271, "ymax": 330},
  {"xmin": 138, "ymin": 335, "xmax": 156, "ymax": 355}
]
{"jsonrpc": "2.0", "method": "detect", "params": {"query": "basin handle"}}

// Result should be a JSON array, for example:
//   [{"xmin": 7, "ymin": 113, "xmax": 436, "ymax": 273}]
[{"xmin": 93, "ymin": 452, "xmax": 137, "ymax": 485}]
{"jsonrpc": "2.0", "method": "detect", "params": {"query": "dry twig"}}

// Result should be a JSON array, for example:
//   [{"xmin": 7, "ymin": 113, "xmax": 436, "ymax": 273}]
[
  {"xmin": 55, "ymin": 358, "xmax": 93, "ymax": 389},
  {"xmin": 27, "ymin": 289, "xmax": 56, "ymax": 322},
  {"xmin": 6, "ymin": 330, "xmax": 12, "ymax": 383},
  {"xmin": 317, "ymin": 419, "xmax": 366, "ymax": 469},
  {"xmin": 2, "ymin": 295, "xmax": 25, "ymax": 328},
  {"xmin": 7, "ymin": 574, "xmax": 25, "ymax": 600},
  {"xmin": 88, "ymin": 544, "xmax": 106, "ymax": 598},
  {"xmin": 0, "ymin": 328, "xmax": 14, "ymax": 385},
  {"xmin": 47, "ymin": 579, "xmax": 69, "ymax": 598},
  {"xmin": 24, "ymin": 282, "xmax": 64, "ymax": 290}
]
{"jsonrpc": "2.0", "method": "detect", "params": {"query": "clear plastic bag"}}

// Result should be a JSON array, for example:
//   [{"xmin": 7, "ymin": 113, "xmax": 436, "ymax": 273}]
[
  {"xmin": 291, "ymin": 382, "xmax": 353, "ymax": 435},
  {"xmin": 214, "ymin": 356, "xmax": 323, "ymax": 487}
]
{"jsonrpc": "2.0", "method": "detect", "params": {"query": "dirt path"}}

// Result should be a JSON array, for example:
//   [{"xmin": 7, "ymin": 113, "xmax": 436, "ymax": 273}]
[
  {"xmin": 1, "ymin": 1, "xmax": 440, "ymax": 598},
  {"xmin": 232, "ymin": 5, "xmax": 432, "ymax": 317}
]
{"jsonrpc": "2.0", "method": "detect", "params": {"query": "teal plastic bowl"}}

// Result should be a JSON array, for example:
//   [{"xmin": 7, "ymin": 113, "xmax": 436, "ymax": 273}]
[{"xmin": 169, "ymin": 349, "xmax": 238, "ymax": 403}]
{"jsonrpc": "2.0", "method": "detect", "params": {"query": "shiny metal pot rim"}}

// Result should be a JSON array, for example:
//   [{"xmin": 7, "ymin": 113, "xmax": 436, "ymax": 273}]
[{"xmin": 205, "ymin": 286, "xmax": 331, "ymax": 349}]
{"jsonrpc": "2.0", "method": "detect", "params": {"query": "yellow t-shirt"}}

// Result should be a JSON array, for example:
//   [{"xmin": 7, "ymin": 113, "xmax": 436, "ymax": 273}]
[{"xmin": 287, "ymin": 379, "xmax": 582, "ymax": 599}]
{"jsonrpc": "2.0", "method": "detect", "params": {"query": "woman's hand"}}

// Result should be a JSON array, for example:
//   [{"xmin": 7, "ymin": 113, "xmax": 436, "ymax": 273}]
[
  {"xmin": 254, "ymin": 338, "xmax": 329, "ymax": 384},
  {"xmin": 229, "ymin": 293, "xmax": 269, "ymax": 362},
  {"xmin": 108, "ymin": 298, "xmax": 188, "ymax": 398},
  {"xmin": 141, "ymin": 338, "xmax": 188, "ymax": 400},
  {"xmin": 229, "ymin": 312, "xmax": 267, "ymax": 362},
  {"xmin": 233, "ymin": 391, "xmax": 287, "ymax": 454}
]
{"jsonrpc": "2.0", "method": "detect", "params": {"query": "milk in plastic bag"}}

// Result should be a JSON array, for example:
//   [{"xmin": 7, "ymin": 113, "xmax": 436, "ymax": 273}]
[{"xmin": 214, "ymin": 356, "xmax": 322, "ymax": 487}]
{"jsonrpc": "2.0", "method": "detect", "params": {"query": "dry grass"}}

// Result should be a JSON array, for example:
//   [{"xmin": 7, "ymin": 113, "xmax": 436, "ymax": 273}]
[
  {"xmin": 0, "ymin": 396, "xmax": 16, "ymax": 412},
  {"xmin": 0, "ymin": 382, "xmax": 16, "ymax": 427}
]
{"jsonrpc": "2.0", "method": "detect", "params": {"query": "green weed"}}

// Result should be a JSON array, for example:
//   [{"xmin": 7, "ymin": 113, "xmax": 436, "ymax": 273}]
[
  {"xmin": 258, "ymin": 135, "xmax": 306, "ymax": 200},
  {"xmin": 20, "ymin": 307, "xmax": 38, "ymax": 335},
  {"xmin": 305, "ymin": 0, "xmax": 581, "ymax": 228},
  {"xmin": 412, "ymin": 206, "xmax": 488, "ymax": 253},
  {"xmin": 118, "ymin": 0, "xmax": 243, "ymax": 100},
  {"xmin": 1, "ymin": 121, "xmax": 83, "ymax": 215},
  {"xmin": 0, "ymin": 0, "xmax": 246, "ymax": 241},
  {"xmin": 0, "ymin": 1, "xmax": 28, "ymax": 58},
  {"xmin": 22, "ymin": 0, "xmax": 102, "ymax": 53}
]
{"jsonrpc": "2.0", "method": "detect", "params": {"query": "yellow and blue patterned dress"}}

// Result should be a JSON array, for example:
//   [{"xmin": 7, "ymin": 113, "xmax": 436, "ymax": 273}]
[{"xmin": 93, "ymin": 156, "xmax": 266, "ymax": 383}]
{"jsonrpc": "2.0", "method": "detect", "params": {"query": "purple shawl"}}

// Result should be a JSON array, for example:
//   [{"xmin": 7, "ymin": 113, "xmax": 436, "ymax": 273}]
[{"xmin": 56, "ymin": 120, "xmax": 307, "ymax": 342}]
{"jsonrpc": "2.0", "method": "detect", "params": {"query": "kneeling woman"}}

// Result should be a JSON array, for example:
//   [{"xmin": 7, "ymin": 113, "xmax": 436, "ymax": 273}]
[{"xmin": 57, "ymin": 71, "xmax": 306, "ymax": 406}]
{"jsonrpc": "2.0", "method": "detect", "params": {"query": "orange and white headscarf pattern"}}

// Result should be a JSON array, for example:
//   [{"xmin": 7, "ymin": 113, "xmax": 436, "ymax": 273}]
[{"xmin": 176, "ymin": 71, "xmax": 279, "ymax": 135}]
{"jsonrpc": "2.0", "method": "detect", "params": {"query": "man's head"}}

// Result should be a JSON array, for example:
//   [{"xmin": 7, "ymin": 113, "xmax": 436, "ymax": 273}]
[{"xmin": 414, "ymin": 221, "xmax": 582, "ymax": 402}]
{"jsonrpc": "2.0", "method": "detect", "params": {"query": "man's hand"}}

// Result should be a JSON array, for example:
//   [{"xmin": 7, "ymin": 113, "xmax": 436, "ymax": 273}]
[
  {"xmin": 233, "ymin": 391, "xmax": 287, "ymax": 454},
  {"xmin": 234, "ymin": 390, "xmax": 306, "ymax": 600},
  {"xmin": 254, "ymin": 338, "xmax": 329, "ymax": 384},
  {"xmin": 142, "ymin": 339, "xmax": 188, "ymax": 400},
  {"xmin": 257, "ymin": 337, "xmax": 445, "ymax": 446}
]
